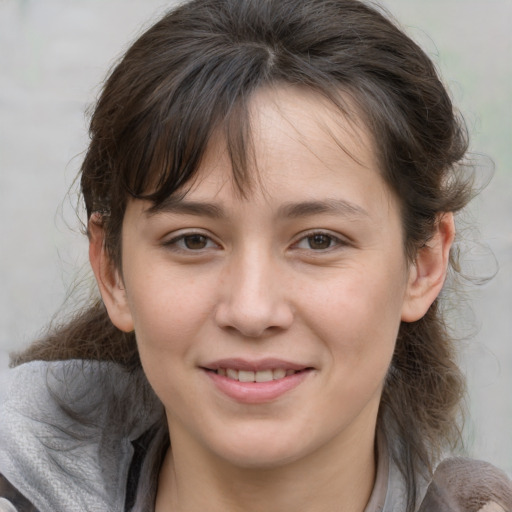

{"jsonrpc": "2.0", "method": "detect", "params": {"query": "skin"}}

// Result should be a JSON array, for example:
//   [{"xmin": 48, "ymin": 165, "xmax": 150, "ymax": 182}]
[{"xmin": 90, "ymin": 86, "xmax": 454, "ymax": 512}]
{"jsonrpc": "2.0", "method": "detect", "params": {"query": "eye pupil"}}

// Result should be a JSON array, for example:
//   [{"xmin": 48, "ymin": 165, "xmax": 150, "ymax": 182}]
[
  {"xmin": 184, "ymin": 235, "xmax": 208, "ymax": 250},
  {"xmin": 308, "ymin": 234, "xmax": 331, "ymax": 250}
]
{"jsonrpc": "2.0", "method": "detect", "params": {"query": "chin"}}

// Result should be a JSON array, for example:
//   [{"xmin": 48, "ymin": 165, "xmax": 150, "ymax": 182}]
[
  {"xmin": 220, "ymin": 446, "xmax": 305, "ymax": 470},
  {"xmin": 207, "ymin": 425, "xmax": 316, "ymax": 470}
]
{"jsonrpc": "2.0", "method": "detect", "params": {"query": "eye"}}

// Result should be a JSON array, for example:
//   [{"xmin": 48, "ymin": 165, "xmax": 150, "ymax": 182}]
[
  {"xmin": 294, "ymin": 232, "xmax": 345, "ymax": 251},
  {"xmin": 164, "ymin": 232, "xmax": 219, "ymax": 252},
  {"xmin": 181, "ymin": 234, "xmax": 210, "ymax": 250}
]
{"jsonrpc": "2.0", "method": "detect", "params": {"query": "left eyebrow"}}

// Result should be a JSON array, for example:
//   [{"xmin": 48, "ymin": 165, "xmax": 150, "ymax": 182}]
[{"xmin": 277, "ymin": 199, "xmax": 369, "ymax": 219}]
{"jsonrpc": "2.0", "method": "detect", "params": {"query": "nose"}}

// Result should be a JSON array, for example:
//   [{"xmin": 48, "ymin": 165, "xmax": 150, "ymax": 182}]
[{"xmin": 214, "ymin": 251, "xmax": 294, "ymax": 338}]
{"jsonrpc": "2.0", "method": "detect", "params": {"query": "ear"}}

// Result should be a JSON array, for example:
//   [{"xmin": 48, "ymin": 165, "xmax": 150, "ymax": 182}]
[
  {"xmin": 88, "ymin": 214, "xmax": 134, "ymax": 332},
  {"xmin": 401, "ymin": 213, "xmax": 455, "ymax": 322}
]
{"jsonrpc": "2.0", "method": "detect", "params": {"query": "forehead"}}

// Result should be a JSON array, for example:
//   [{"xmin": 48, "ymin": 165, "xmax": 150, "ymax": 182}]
[
  {"xmin": 252, "ymin": 86, "xmax": 376, "ymax": 175},
  {"xmin": 175, "ymin": 85, "xmax": 390, "ymax": 212}
]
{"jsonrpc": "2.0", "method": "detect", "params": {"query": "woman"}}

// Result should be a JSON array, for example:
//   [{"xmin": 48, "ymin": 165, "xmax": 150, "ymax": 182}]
[{"xmin": 0, "ymin": 0, "xmax": 510, "ymax": 511}]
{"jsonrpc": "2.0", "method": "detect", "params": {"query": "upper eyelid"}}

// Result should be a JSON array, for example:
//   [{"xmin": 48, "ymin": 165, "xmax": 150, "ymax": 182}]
[
  {"xmin": 163, "ymin": 228, "xmax": 214, "ymax": 240},
  {"xmin": 291, "ymin": 229, "xmax": 349, "ymax": 245},
  {"xmin": 163, "ymin": 229, "xmax": 221, "ymax": 248},
  {"xmin": 160, "ymin": 228, "xmax": 350, "ymax": 249}
]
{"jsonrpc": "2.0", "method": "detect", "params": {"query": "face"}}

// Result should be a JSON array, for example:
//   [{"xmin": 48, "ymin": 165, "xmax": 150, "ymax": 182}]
[{"xmin": 107, "ymin": 87, "xmax": 416, "ymax": 469}]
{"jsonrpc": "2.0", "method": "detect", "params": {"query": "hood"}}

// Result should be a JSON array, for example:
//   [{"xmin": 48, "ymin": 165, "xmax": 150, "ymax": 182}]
[{"xmin": 0, "ymin": 360, "xmax": 164, "ymax": 512}]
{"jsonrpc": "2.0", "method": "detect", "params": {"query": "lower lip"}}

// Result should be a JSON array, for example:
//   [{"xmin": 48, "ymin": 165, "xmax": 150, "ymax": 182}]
[{"xmin": 204, "ymin": 370, "xmax": 311, "ymax": 404}]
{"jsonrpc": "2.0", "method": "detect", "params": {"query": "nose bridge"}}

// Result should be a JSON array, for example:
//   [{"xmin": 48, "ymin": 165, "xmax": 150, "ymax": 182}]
[
  {"xmin": 235, "ymin": 245, "xmax": 274, "ymax": 307},
  {"xmin": 215, "ymin": 242, "xmax": 293, "ymax": 337}
]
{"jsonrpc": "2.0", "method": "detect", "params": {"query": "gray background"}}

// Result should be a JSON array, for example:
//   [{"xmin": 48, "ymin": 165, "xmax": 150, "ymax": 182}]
[{"xmin": 1, "ymin": 0, "xmax": 511, "ymax": 474}]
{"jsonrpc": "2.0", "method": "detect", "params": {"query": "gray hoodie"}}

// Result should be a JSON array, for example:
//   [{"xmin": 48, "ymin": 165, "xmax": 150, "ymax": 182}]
[{"xmin": 0, "ymin": 361, "xmax": 510, "ymax": 512}]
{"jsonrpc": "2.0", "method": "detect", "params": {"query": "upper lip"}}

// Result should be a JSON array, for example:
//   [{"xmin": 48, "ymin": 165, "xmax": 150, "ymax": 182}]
[{"xmin": 201, "ymin": 358, "xmax": 310, "ymax": 372}]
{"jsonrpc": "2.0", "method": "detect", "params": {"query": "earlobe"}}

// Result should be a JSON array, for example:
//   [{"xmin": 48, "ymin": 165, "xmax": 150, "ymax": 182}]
[
  {"xmin": 88, "ymin": 215, "xmax": 134, "ymax": 332},
  {"xmin": 401, "ymin": 213, "xmax": 455, "ymax": 323}
]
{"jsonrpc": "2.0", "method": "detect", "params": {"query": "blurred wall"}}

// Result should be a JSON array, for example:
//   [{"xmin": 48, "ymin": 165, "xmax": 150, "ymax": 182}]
[{"xmin": 1, "ymin": 0, "xmax": 511, "ymax": 473}]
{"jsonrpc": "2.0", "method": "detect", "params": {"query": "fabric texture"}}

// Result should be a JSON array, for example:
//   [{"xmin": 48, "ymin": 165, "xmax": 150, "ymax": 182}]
[
  {"xmin": 418, "ymin": 457, "xmax": 512, "ymax": 512},
  {"xmin": 0, "ymin": 361, "xmax": 164, "ymax": 512},
  {"xmin": 0, "ymin": 477, "xmax": 37, "ymax": 512},
  {"xmin": 0, "ymin": 361, "xmax": 510, "ymax": 512}
]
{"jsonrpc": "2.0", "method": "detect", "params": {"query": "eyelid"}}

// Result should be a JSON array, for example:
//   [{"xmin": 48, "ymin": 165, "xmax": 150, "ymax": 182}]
[
  {"xmin": 162, "ymin": 229, "xmax": 222, "ymax": 252},
  {"xmin": 291, "ymin": 229, "xmax": 350, "ymax": 251}
]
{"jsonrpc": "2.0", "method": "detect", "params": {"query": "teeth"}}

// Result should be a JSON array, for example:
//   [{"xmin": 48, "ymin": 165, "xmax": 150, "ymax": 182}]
[
  {"xmin": 216, "ymin": 368, "xmax": 297, "ymax": 381},
  {"xmin": 273, "ymin": 368, "xmax": 286, "ymax": 379},
  {"xmin": 238, "ymin": 370, "xmax": 255, "ymax": 382},
  {"xmin": 255, "ymin": 370, "xmax": 273, "ymax": 382},
  {"xmin": 226, "ymin": 368, "xmax": 238, "ymax": 380}
]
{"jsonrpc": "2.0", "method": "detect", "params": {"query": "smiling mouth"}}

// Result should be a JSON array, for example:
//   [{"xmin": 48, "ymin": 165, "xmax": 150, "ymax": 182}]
[
  {"xmin": 211, "ymin": 368, "xmax": 302, "ymax": 382},
  {"xmin": 202, "ymin": 364, "xmax": 313, "ymax": 403}
]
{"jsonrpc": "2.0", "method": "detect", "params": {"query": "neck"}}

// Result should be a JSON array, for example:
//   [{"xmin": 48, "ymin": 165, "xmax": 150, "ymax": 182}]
[{"xmin": 155, "ymin": 421, "xmax": 378, "ymax": 512}]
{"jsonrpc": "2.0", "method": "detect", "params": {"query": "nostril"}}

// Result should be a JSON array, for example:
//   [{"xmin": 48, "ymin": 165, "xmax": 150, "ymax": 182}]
[{"xmin": 214, "ymin": 298, "xmax": 293, "ymax": 338}]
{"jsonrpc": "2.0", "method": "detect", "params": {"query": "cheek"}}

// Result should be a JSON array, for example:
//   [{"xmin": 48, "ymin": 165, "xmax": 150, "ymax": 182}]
[
  {"xmin": 121, "ymin": 265, "xmax": 214, "ymax": 410},
  {"xmin": 122, "ymin": 259, "xmax": 215, "ymax": 356},
  {"xmin": 303, "ymin": 261, "xmax": 406, "ymax": 371}
]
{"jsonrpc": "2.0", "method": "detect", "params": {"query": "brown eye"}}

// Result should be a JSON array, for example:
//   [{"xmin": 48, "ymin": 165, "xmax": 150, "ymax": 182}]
[
  {"xmin": 183, "ymin": 234, "xmax": 209, "ymax": 250},
  {"xmin": 307, "ymin": 234, "xmax": 333, "ymax": 250},
  {"xmin": 164, "ymin": 232, "xmax": 219, "ymax": 253}
]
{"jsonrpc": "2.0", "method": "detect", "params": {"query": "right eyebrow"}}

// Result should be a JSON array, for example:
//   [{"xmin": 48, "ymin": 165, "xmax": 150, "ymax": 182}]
[{"xmin": 146, "ymin": 198, "xmax": 226, "ymax": 218}]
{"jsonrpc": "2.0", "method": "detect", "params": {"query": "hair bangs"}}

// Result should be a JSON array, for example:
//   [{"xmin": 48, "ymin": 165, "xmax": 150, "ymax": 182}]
[{"xmin": 118, "ymin": 45, "xmax": 278, "ymax": 208}]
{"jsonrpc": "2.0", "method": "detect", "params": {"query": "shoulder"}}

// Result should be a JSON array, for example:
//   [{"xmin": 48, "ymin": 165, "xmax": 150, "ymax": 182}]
[
  {"xmin": 0, "ymin": 360, "xmax": 164, "ymax": 511},
  {"xmin": 419, "ymin": 457, "xmax": 512, "ymax": 512},
  {"xmin": 0, "ymin": 474, "xmax": 38, "ymax": 512}
]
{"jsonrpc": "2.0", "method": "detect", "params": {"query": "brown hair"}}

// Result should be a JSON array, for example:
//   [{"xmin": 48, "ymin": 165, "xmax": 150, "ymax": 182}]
[{"xmin": 14, "ymin": 0, "xmax": 474, "ymax": 509}]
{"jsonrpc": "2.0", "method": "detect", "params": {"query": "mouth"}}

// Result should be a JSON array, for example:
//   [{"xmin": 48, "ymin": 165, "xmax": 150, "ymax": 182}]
[
  {"xmin": 201, "ymin": 359, "xmax": 313, "ymax": 403},
  {"xmin": 208, "ymin": 367, "xmax": 304, "ymax": 382}
]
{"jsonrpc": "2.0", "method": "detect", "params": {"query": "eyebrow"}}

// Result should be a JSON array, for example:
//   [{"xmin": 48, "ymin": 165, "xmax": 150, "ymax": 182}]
[
  {"xmin": 277, "ymin": 199, "xmax": 369, "ymax": 219},
  {"xmin": 146, "ymin": 197, "xmax": 368, "ymax": 219},
  {"xmin": 146, "ymin": 197, "xmax": 226, "ymax": 218}
]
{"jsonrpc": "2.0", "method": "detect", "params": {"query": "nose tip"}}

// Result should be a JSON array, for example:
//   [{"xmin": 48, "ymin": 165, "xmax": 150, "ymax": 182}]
[
  {"xmin": 214, "ymin": 265, "xmax": 294, "ymax": 338},
  {"xmin": 215, "ymin": 301, "xmax": 294, "ymax": 338}
]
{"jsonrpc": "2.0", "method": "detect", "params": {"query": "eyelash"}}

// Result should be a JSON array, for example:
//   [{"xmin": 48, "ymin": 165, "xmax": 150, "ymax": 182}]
[
  {"xmin": 292, "ymin": 231, "xmax": 347, "ymax": 252},
  {"xmin": 163, "ymin": 230, "xmax": 347, "ymax": 254},
  {"xmin": 164, "ymin": 232, "xmax": 221, "ymax": 252}
]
